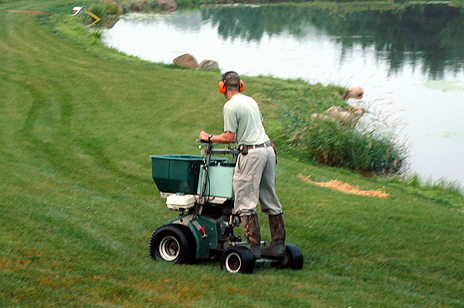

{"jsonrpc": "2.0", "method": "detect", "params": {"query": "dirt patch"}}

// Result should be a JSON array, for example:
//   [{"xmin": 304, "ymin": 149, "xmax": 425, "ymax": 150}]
[{"xmin": 299, "ymin": 174, "xmax": 389, "ymax": 199}]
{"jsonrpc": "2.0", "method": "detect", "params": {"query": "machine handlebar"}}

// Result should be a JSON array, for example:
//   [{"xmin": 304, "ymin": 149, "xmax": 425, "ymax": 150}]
[{"xmin": 196, "ymin": 140, "xmax": 239, "ymax": 155}]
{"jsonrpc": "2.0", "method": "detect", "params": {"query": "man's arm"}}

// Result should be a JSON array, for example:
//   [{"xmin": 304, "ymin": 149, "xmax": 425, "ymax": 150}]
[{"xmin": 199, "ymin": 131, "xmax": 235, "ymax": 144}]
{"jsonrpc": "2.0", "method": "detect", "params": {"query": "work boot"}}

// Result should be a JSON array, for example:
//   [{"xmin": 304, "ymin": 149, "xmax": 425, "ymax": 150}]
[
  {"xmin": 261, "ymin": 213, "xmax": 286, "ymax": 258},
  {"xmin": 241, "ymin": 214, "xmax": 261, "ymax": 259}
]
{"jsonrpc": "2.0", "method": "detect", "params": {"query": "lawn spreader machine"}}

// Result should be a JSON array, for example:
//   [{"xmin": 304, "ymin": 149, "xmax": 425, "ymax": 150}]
[{"xmin": 149, "ymin": 141, "xmax": 303, "ymax": 274}]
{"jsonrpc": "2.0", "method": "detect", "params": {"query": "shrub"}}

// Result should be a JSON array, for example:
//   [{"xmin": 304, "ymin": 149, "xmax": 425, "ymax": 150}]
[
  {"xmin": 104, "ymin": 1, "xmax": 122, "ymax": 15},
  {"xmin": 87, "ymin": 3, "xmax": 105, "ymax": 18},
  {"xmin": 177, "ymin": 0, "xmax": 198, "ymax": 6},
  {"xmin": 130, "ymin": 0, "xmax": 148, "ymax": 11}
]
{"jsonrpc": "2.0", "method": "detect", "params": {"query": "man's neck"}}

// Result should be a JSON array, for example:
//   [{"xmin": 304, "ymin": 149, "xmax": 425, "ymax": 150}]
[{"xmin": 226, "ymin": 91, "xmax": 239, "ymax": 100}]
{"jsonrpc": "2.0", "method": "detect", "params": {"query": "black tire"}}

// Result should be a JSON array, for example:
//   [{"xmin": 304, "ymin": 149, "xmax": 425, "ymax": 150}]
[
  {"xmin": 220, "ymin": 246, "xmax": 255, "ymax": 274},
  {"xmin": 274, "ymin": 244, "xmax": 304, "ymax": 270},
  {"xmin": 149, "ymin": 224, "xmax": 196, "ymax": 264}
]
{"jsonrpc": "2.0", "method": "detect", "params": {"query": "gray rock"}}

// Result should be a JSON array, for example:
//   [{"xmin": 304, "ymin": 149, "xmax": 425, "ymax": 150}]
[{"xmin": 197, "ymin": 60, "xmax": 219, "ymax": 71}]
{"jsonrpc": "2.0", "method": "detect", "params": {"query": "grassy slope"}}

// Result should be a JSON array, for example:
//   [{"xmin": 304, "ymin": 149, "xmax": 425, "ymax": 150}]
[{"xmin": 1, "ymin": 1, "xmax": 463, "ymax": 307}]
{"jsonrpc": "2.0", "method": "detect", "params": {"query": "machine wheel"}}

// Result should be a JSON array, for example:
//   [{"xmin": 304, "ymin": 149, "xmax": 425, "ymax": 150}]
[
  {"xmin": 273, "ymin": 244, "xmax": 304, "ymax": 270},
  {"xmin": 149, "ymin": 224, "xmax": 196, "ymax": 264},
  {"xmin": 220, "ymin": 246, "xmax": 255, "ymax": 274}
]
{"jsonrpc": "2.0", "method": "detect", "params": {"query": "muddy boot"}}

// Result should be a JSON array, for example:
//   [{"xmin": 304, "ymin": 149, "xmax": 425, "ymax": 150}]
[
  {"xmin": 261, "ymin": 213, "xmax": 286, "ymax": 258},
  {"xmin": 241, "ymin": 214, "xmax": 261, "ymax": 259}
]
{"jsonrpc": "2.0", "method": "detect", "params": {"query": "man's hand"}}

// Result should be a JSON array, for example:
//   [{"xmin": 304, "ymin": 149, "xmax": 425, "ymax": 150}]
[
  {"xmin": 199, "ymin": 131, "xmax": 210, "ymax": 142},
  {"xmin": 199, "ymin": 131, "xmax": 235, "ymax": 144}
]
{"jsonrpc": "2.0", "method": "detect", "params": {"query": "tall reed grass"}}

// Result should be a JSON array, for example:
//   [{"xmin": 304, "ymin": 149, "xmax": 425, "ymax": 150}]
[{"xmin": 274, "ymin": 96, "xmax": 407, "ymax": 175}]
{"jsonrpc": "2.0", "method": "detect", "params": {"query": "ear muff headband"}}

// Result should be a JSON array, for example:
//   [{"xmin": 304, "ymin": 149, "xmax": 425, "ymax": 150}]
[
  {"xmin": 218, "ymin": 71, "xmax": 244, "ymax": 93},
  {"xmin": 218, "ymin": 80, "xmax": 244, "ymax": 93}
]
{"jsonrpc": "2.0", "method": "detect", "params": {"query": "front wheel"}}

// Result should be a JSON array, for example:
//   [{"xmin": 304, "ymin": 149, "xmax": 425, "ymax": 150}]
[
  {"xmin": 220, "ymin": 246, "xmax": 255, "ymax": 274},
  {"xmin": 149, "ymin": 224, "xmax": 196, "ymax": 264}
]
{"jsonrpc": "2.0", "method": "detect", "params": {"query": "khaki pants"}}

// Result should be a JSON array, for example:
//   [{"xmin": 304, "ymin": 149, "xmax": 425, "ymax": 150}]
[{"xmin": 233, "ymin": 146, "xmax": 282, "ymax": 216}]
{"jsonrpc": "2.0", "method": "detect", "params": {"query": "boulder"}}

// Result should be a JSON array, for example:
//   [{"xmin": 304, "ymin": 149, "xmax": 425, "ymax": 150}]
[
  {"xmin": 157, "ymin": 0, "xmax": 177, "ymax": 12},
  {"xmin": 343, "ymin": 86, "xmax": 364, "ymax": 100},
  {"xmin": 173, "ymin": 54, "xmax": 198, "ymax": 69},
  {"xmin": 327, "ymin": 105, "xmax": 367, "ymax": 126},
  {"xmin": 311, "ymin": 104, "xmax": 367, "ymax": 127},
  {"xmin": 197, "ymin": 60, "xmax": 219, "ymax": 71}
]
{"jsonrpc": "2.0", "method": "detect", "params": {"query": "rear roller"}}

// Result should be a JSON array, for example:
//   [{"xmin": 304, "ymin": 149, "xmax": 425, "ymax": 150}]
[{"xmin": 273, "ymin": 244, "xmax": 304, "ymax": 270}]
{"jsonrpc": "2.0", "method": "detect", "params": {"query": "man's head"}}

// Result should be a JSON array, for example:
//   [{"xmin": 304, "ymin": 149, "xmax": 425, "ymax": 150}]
[{"xmin": 219, "ymin": 71, "xmax": 244, "ymax": 94}]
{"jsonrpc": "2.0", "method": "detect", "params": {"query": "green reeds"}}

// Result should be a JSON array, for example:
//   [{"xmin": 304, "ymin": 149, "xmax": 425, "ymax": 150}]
[{"xmin": 281, "ymin": 103, "xmax": 407, "ymax": 175}]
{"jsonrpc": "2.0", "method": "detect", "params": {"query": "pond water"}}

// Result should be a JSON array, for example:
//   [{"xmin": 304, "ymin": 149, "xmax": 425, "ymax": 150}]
[{"xmin": 102, "ymin": 3, "xmax": 464, "ymax": 187}]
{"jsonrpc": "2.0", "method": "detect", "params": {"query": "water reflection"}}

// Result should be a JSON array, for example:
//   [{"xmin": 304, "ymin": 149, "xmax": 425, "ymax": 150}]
[{"xmin": 201, "ymin": 4, "xmax": 464, "ymax": 79}]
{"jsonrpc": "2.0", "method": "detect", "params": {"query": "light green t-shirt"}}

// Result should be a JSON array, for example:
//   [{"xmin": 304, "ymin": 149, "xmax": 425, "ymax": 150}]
[{"xmin": 223, "ymin": 94, "xmax": 270, "ymax": 145}]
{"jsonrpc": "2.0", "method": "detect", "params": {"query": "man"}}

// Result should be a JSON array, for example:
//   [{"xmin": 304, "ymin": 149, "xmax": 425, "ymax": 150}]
[{"xmin": 199, "ymin": 71, "xmax": 286, "ymax": 259}]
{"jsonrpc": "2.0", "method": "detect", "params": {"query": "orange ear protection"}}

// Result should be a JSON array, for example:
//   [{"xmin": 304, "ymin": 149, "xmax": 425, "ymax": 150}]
[{"xmin": 218, "ymin": 71, "xmax": 244, "ymax": 93}]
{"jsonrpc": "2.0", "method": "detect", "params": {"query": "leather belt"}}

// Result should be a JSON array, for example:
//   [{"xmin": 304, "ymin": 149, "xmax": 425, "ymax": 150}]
[
  {"xmin": 244, "ymin": 142, "xmax": 271, "ymax": 150},
  {"xmin": 238, "ymin": 142, "xmax": 271, "ymax": 155}
]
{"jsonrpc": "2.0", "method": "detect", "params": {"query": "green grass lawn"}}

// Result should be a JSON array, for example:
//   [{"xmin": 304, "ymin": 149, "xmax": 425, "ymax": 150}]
[{"xmin": 1, "ymin": 1, "xmax": 463, "ymax": 307}]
